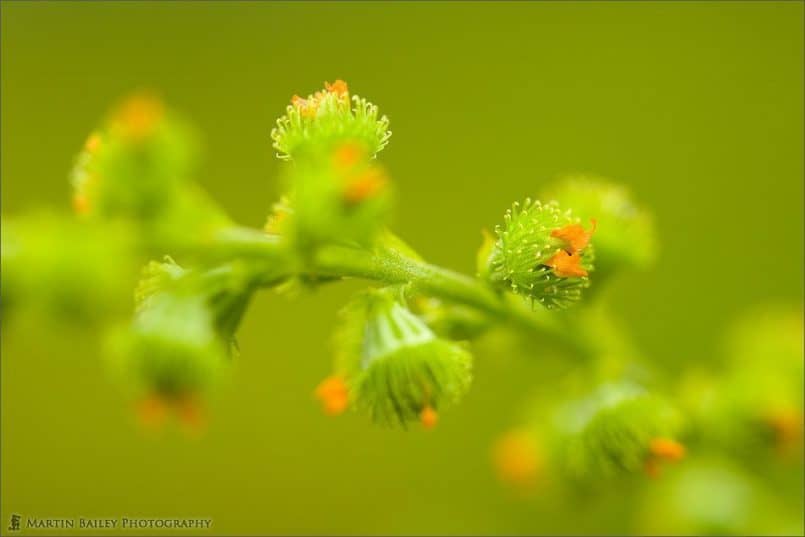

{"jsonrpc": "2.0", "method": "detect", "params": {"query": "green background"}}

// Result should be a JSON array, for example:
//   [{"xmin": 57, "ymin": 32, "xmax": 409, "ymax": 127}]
[{"xmin": 1, "ymin": 1, "xmax": 802, "ymax": 534}]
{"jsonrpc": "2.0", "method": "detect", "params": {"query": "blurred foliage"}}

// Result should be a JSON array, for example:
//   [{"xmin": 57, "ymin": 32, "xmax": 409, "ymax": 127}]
[{"xmin": 1, "ymin": 2, "xmax": 803, "ymax": 536}]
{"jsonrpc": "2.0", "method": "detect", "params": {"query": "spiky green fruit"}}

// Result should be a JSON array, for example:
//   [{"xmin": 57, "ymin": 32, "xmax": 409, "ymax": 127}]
[
  {"xmin": 486, "ymin": 199, "xmax": 595, "ymax": 309},
  {"xmin": 270, "ymin": 80, "xmax": 391, "ymax": 161},
  {"xmin": 332, "ymin": 288, "xmax": 472, "ymax": 427}
]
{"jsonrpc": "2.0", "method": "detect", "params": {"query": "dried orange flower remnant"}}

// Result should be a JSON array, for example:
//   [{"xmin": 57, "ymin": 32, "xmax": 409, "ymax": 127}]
[
  {"xmin": 644, "ymin": 437, "xmax": 686, "ymax": 478},
  {"xmin": 114, "ymin": 93, "xmax": 165, "ymax": 142},
  {"xmin": 325, "ymin": 79, "xmax": 349, "ymax": 98},
  {"xmin": 315, "ymin": 375, "xmax": 349, "ymax": 416},
  {"xmin": 545, "ymin": 250, "xmax": 588, "ymax": 278},
  {"xmin": 764, "ymin": 408, "xmax": 804, "ymax": 454},
  {"xmin": 291, "ymin": 95, "xmax": 319, "ymax": 118},
  {"xmin": 291, "ymin": 80, "xmax": 350, "ymax": 118},
  {"xmin": 551, "ymin": 219, "xmax": 597, "ymax": 254},
  {"xmin": 135, "ymin": 393, "xmax": 206, "ymax": 436},
  {"xmin": 342, "ymin": 167, "xmax": 388, "ymax": 206},
  {"xmin": 493, "ymin": 430, "xmax": 542, "ymax": 490},
  {"xmin": 332, "ymin": 142, "xmax": 367, "ymax": 170},
  {"xmin": 420, "ymin": 405, "xmax": 439, "ymax": 429},
  {"xmin": 544, "ymin": 219, "xmax": 596, "ymax": 278}
]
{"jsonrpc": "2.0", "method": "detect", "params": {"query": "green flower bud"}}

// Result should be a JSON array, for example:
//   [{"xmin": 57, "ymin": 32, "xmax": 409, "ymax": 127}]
[
  {"xmin": 70, "ymin": 94, "xmax": 229, "ymax": 251},
  {"xmin": 110, "ymin": 292, "xmax": 226, "ymax": 401},
  {"xmin": 691, "ymin": 306, "xmax": 804, "ymax": 459},
  {"xmin": 486, "ymin": 199, "xmax": 595, "ymax": 309},
  {"xmin": 542, "ymin": 176, "xmax": 657, "ymax": 271},
  {"xmin": 552, "ymin": 382, "xmax": 684, "ymax": 479},
  {"xmin": 270, "ymin": 80, "xmax": 391, "ymax": 160},
  {"xmin": 331, "ymin": 289, "xmax": 472, "ymax": 427},
  {"xmin": 134, "ymin": 257, "xmax": 258, "ymax": 358},
  {"xmin": 636, "ymin": 458, "xmax": 790, "ymax": 535},
  {"xmin": 71, "ymin": 93, "xmax": 197, "ymax": 221},
  {"xmin": 1, "ymin": 212, "xmax": 135, "ymax": 321}
]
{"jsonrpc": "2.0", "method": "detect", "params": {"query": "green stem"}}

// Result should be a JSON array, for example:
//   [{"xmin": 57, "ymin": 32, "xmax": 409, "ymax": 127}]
[
  {"xmin": 313, "ymin": 243, "xmax": 589, "ymax": 356},
  {"xmin": 212, "ymin": 226, "xmax": 591, "ymax": 357}
]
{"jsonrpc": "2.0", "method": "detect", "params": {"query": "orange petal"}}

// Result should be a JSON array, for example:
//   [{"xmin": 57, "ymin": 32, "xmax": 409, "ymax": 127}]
[
  {"xmin": 72, "ymin": 194, "xmax": 90, "ymax": 215},
  {"xmin": 325, "ymin": 79, "xmax": 349, "ymax": 97},
  {"xmin": 492, "ymin": 430, "xmax": 541, "ymax": 489},
  {"xmin": 84, "ymin": 133, "xmax": 102, "ymax": 154},
  {"xmin": 342, "ymin": 168, "xmax": 388, "ymax": 205},
  {"xmin": 764, "ymin": 408, "xmax": 804, "ymax": 451},
  {"xmin": 332, "ymin": 142, "xmax": 366, "ymax": 170},
  {"xmin": 649, "ymin": 437, "xmax": 686, "ymax": 461},
  {"xmin": 115, "ymin": 93, "xmax": 164, "ymax": 142},
  {"xmin": 551, "ymin": 218, "xmax": 597, "ymax": 253},
  {"xmin": 315, "ymin": 376, "xmax": 349, "ymax": 416},
  {"xmin": 420, "ymin": 406, "xmax": 439, "ymax": 429},
  {"xmin": 545, "ymin": 250, "xmax": 588, "ymax": 278},
  {"xmin": 176, "ymin": 395, "xmax": 207, "ymax": 437},
  {"xmin": 644, "ymin": 456, "xmax": 662, "ymax": 479},
  {"xmin": 136, "ymin": 394, "xmax": 169, "ymax": 431}
]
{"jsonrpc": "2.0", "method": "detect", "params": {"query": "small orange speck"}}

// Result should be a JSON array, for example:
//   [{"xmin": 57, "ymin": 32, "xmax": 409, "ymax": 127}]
[
  {"xmin": 545, "ymin": 250, "xmax": 588, "ymax": 278},
  {"xmin": 644, "ymin": 457, "xmax": 662, "ymax": 479},
  {"xmin": 325, "ymin": 79, "xmax": 349, "ymax": 97},
  {"xmin": 136, "ymin": 394, "xmax": 169, "ymax": 431},
  {"xmin": 264, "ymin": 209, "xmax": 288, "ymax": 235},
  {"xmin": 332, "ymin": 142, "xmax": 366, "ymax": 170},
  {"xmin": 72, "ymin": 194, "xmax": 90, "ymax": 215},
  {"xmin": 315, "ymin": 375, "xmax": 349, "ymax": 416},
  {"xmin": 764, "ymin": 408, "xmax": 804, "ymax": 453},
  {"xmin": 84, "ymin": 133, "xmax": 102, "ymax": 154},
  {"xmin": 649, "ymin": 437, "xmax": 686, "ymax": 461},
  {"xmin": 114, "ymin": 93, "xmax": 164, "ymax": 142},
  {"xmin": 343, "ymin": 167, "xmax": 388, "ymax": 205},
  {"xmin": 292, "ymin": 94, "xmax": 319, "ymax": 118},
  {"xmin": 492, "ymin": 430, "xmax": 541, "ymax": 489},
  {"xmin": 420, "ymin": 406, "xmax": 438, "ymax": 429},
  {"xmin": 551, "ymin": 218, "xmax": 597, "ymax": 254},
  {"xmin": 176, "ymin": 395, "xmax": 207, "ymax": 436}
]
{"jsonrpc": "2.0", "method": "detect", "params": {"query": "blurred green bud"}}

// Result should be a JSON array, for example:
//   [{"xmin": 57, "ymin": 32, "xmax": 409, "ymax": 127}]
[
  {"xmin": 134, "ymin": 257, "xmax": 259, "ymax": 358},
  {"xmin": 71, "ymin": 93, "xmax": 196, "ymax": 220},
  {"xmin": 326, "ymin": 288, "xmax": 472, "ymax": 427},
  {"xmin": 70, "ymin": 94, "xmax": 230, "ymax": 251},
  {"xmin": 283, "ymin": 142, "xmax": 392, "ymax": 249},
  {"xmin": 691, "ymin": 306, "xmax": 804, "ymax": 460},
  {"xmin": 271, "ymin": 80, "xmax": 391, "ymax": 160},
  {"xmin": 636, "ymin": 458, "xmax": 797, "ymax": 535},
  {"xmin": 111, "ymin": 293, "xmax": 226, "ymax": 399},
  {"xmin": 1, "ymin": 212, "xmax": 135, "ymax": 322},
  {"xmin": 542, "ymin": 176, "xmax": 657, "ymax": 272},
  {"xmin": 486, "ymin": 199, "xmax": 595, "ymax": 309},
  {"xmin": 552, "ymin": 382, "xmax": 685, "ymax": 479}
]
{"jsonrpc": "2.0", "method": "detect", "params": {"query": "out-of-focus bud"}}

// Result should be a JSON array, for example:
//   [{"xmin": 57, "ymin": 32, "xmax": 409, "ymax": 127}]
[
  {"xmin": 485, "ymin": 199, "xmax": 595, "ymax": 309},
  {"xmin": 325, "ymin": 288, "xmax": 472, "ymax": 427},
  {"xmin": 70, "ymin": 94, "xmax": 230, "ymax": 251},
  {"xmin": 636, "ymin": 458, "xmax": 796, "ymax": 535},
  {"xmin": 283, "ymin": 141, "xmax": 392, "ymax": 249},
  {"xmin": 552, "ymin": 382, "xmax": 685, "ymax": 479},
  {"xmin": 108, "ymin": 292, "xmax": 227, "ymax": 432},
  {"xmin": 690, "ymin": 306, "xmax": 804, "ymax": 460},
  {"xmin": 71, "ymin": 93, "xmax": 195, "ymax": 221},
  {"xmin": 0, "ymin": 212, "xmax": 135, "ymax": 322},
  {"xmin": 271, "ymin": 80, "xmax": 391, "ymax": 161},
  {"xmin": 542, "ymin": 176, "xmax": 657, "ymax": 272},
  {"xmin": 134, "ymin": 257, "xmax": 258, "ymax": 358}
]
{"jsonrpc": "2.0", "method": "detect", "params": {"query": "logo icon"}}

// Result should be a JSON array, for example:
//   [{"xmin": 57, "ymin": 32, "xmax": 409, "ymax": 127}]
[{"xmin": 8, "ymin": 513, "xmax": 21, "ymax": 532}]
